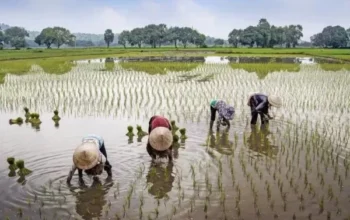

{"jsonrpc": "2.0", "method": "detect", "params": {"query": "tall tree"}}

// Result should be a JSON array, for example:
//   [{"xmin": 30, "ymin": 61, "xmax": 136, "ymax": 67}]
[
  {"xmin": 0, "ymin": 28, "xmax": 4, "ymax": 49},
  {"xmin": 34, "ymin": 27, "xmax": 55, "ymax": 48},
  {"xmin": 285, "ymin": 25, "xmax": 303, "ymax": 48},
  {"xmin": 4, "ymin": 26, "xmax": 29, "ymax": 49},
  {"xmin": 167, "ymin": 26, "xmax": 181, "ymax": 48},
  {"xmin": 256, "ymin": 18, "xmax": 271, "ymax": 48},
  {"xmin": 321, "ymin": 26, "xmax": 348, "ymax": 48},
  {"xmin": 104, "ymin": 29, "xmax": 114, "ymax": 48},
  {"xmin": 228, "ymin": 29, "xmax": 242, "ymax": 47},
  {"xmin": 143, "ymin": 24, "xmax": 159, "ymax": 48},
  {"xmin": 129, "ymin": 28, "xmax": 144, "ymax": 48},
  {"xmin": 157, "ymin": 24, "xmax": 167, "ymax": 47},
  {"xmin": 214, "ymin": 38, "xmax": 225, "ymax": 46},
  {"xmin": 191, "ymin": 30, "xmax": 206, "ymax": 47},
  {"xmin": 51, "ymin": 27, "xmax": 74, "ymax": 48},
  {"xmin": 240, "ymin": 26, "xmax": 258, "ymax": 47},
  {"xmin": 178, "ymin": 27, "xmax": 193, "ymax": 48},
  {"xmin": 118, "ymin": 30, "xmax": 130, "ymax": 49},
  {"xmin": 310, "ymin": 33, "xmax": 325, "ymax": 47}
]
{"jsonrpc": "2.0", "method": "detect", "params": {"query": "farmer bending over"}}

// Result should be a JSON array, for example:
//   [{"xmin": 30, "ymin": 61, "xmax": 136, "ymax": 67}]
[
  {"xmin": 247, "ymin": 93, "xmax": 282, "ymax": 125},
  {"xmin": 210, "ymin": 100, "xmax": 235, "ymax": 131},
  {"xmin": 147, "ymin": 115, "xmax": 173, "ymax": 161},
  {"xmin": 67, "ymin": 134, "xmax": 112, "ymax": 185}
]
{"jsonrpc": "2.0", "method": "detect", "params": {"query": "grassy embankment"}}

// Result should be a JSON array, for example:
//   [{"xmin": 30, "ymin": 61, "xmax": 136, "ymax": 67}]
[{"xmin": 1, "ymin": 47, "xmax": 350, "ymax": 83}]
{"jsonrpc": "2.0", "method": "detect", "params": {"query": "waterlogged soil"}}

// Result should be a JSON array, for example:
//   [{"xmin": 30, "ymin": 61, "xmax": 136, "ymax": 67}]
[{"xmin": 0, "ymin": 62, "xmax": 350, "ymax": 220}]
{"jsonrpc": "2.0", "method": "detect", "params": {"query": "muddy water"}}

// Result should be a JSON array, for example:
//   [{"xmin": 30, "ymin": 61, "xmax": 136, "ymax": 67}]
[{"xmin": 0, "ymin": 61, "xmax": 350, "ymax": 220}]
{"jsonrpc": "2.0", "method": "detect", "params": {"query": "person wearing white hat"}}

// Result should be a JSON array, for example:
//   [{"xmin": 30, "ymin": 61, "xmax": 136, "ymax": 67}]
[
  {"xmin": 66, "ymin": 135, "xmax": 112, "ymax": 185},
  {"xmin": 147, "ymin": 116, "xmax": 173, "ymax": 161},
  {"xmin": 247, "ymin": 93, "xmax": 282, "ymax": 125}
]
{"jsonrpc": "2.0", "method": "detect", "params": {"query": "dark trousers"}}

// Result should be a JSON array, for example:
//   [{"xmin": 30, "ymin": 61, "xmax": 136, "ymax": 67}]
[{"xmin": 250, "ymin": 99, "xmax": 269, "ymax": 125}]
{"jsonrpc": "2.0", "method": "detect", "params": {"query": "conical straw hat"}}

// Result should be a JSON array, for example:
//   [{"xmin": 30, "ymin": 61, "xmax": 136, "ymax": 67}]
[
  {"xmin": 149, "ymin": 127, "xmax": 173, "ymax": 151},
  {"xmin": 268, "ymin": 95, "xmax": 282, "ymax": 108},
  {"xmin": 73, "ymin": 142, "xmax": 101, "ymax": 170}
]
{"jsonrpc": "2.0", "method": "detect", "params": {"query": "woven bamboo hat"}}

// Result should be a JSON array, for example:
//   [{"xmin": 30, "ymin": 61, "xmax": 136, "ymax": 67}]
[
  {"xmin": 268, "ymin": 95, "xmax": 282, "ymax": 108},
  {"xmin": 149, "ymin": 127, "xmax": 173, "ymax": 151},
  {"xmin": 73, "ymin": 142, "xmax": 101, "ymax": 170}
]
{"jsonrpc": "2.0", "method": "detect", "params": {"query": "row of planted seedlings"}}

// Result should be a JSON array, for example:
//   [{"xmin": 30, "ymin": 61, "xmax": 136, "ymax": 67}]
[
  {"xmin": 2, "ymin": 63, "xmax": 348, "ymax": 127},
  {"xmin": 184, "ymin": 117, "xmax": 350, "ymax": 220}
]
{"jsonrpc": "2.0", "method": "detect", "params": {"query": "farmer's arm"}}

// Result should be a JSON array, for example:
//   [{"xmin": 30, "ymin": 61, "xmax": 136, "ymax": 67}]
[
  {"xmin": 67, "ymin": 165, "xmax": 77, "ymax": 184},
  {"xmin": 224, "ymin": 118, "xmax": 230, "ymax": 128},
  {"xmin": 254, "ymin": 97, "xmax": 268, "ymax": 112}
]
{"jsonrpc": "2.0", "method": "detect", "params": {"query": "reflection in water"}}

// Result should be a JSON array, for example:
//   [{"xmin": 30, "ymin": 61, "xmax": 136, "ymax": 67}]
[
  {"xmin": 54, "ymin": 121, "xmax": 60, "ymax": 128},
  {"xmin": 8, "ymin": 169, "xmax": 16, "ymax": 177},
  {"xmin": 73, "ymin": 177, "xmax": 114, "ymax": 220},
  {"xmin": 245, "ymin": 124, "xmax": 279, "ymax": 158},
  {"xmin": 207, "ymin": 129, "xmax": 234, "ymax": 156},
  {"xmin": 146, "ymin": 162, "xmax": 174, "ymax": 199}
]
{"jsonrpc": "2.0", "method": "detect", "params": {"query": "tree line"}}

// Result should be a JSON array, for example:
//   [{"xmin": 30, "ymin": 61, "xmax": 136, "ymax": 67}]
[
  {"xmin": 1, "ymin": 19, "xmax": 350, "ymax": 49},
  {"xmin": 227, "ymin": 19, "xmax": 305, "ymax": 48}
]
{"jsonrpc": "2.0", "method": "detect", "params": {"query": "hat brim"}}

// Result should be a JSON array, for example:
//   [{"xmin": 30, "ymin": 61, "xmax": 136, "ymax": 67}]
[
  {"xmin": 73, "ymin": 142, "xmax": 101, "ymax": 170},
  {"xmin": 149, "ymin": 127, "xmax": 173, "ymax": 151}
]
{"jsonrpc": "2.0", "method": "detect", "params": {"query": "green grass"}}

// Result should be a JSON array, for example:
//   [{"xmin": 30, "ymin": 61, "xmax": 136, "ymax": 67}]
[
  {"xmin": 319, "ymin": 63, "xmax": 350, "ymax": 71},
  {"xmin": 230, "ymin": 63, "xmax": 301, "ymax": 79},
  {"xmin": 0, "ymin": 47, "xmax": 350, "ymax": 61},
  {"xmin": 0, "ymin": 58, "xmax": 76, "ymax": 83},
  {"xmin": 119, "ymin": 62, "xmax": 200, "ymax": 74},
  {"xmin": 1, "ymin": 47, "xmax": 349, "ymax": 83}
]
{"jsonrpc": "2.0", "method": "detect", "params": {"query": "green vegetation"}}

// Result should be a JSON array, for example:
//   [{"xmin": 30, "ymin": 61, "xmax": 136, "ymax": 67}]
[
  {"xmin": 311, "ymin": 26, "xmax": 349, "ymax": 48},
  {"xmin": 319, "ymin": 63, "xmax": 350, "ymax": 71},
  {"xmin": 230, "ymin": 63, "xmax": 301, "ymax": 79},
  {"xmin": 9, "ymin": 117, "xmax": 24, "ymax": 125},
  {"xmin": 7, "ymin": 157, "xmax": 17, "ymax": 170},
  {"xmin": 0, "ymin": 58, "xmax": 76, "ymax": 83},
  {"xmin": 35, "ymin": 27, "xmax": 75, "ymax": 49},
  {"xmin": 15, "ymin": 160, "xmax": 32, "ymax": 176},
  {"xmin": 120, "ymin": 62, "xmax": 200, "ymax": 75},
  {"xmin": 104, "ymin": 29, "xmax": 115, "ymax": 48},
  {"xmin": 52, "ymin": 110, "xmax": 61, "ymax": 121}
]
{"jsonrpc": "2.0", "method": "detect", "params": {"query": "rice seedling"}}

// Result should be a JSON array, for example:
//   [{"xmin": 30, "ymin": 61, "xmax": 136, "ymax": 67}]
[
  {"xmin": 15, "ymin": 160, "xmax": 32, "ymax": 176},
  {"xmin": 52, "ymin": 110, "xmax": 61, "ymax": 121},
  {"xmin": 126, "ymin": 126, "xmax": 135, "ymax": 136},
  {"xmin": 136, "ymin": 125, "xmax": 148, "ymax": 136},
  {"xmin": 28, "ymin": 113, "xmax": 42, "ymax": 125},
  {"xmin": 9, "ymin": 117, "xmax": 24, "ymax": 125},
  {"xmin": 179, "ymin": 128, "xmax": 187, "ymax": 140},
  {"xmin": 7, "ymin": 157, "xmax": 17, "ymax": 170}
]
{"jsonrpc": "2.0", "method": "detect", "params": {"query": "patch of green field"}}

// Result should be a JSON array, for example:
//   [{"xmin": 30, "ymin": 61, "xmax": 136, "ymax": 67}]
[
  {"xmin": 119, "ymin": 62, "xmax": 200, "ymax": 75},
  {"xmin": 0, "ymin": 47, "xmax": 350, "ymax": 61},
  {"xmin": 319, "ymin": 63, "xmax": 350, "ymax": 71},
  {"xmin": 230, "ymin": 63, "xmax": 301, "ymax": 79},
  {"xmin": 0, "ymin": 58, "xmax": 76, "ymax": 83}
]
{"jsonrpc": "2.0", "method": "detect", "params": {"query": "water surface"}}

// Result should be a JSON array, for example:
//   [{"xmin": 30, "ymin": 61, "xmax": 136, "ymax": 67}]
[{"xmin": 0, "ymin": 61, "xmax": 349, "ymax": 220}]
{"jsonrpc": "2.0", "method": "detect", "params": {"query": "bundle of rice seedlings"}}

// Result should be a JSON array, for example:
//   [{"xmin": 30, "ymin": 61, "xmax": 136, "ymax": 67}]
[{"xmin": 16, "ymin": 160, "xmax": 32, "ymax": 176}]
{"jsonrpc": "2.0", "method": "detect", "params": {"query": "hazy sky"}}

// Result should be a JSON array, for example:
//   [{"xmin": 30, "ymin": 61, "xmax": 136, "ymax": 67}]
[{"xmin": 1, "ymin": 0, "xmax": 349, "ymax": 41}]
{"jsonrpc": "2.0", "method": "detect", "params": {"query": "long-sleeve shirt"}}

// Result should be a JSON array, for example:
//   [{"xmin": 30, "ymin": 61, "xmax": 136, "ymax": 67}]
[
  {"xmin": 249, "ymin": 93, "xmax": 269, "ymax": 113},
  {"xmin": 210, "ymin": 100, "xmax": 235, "ymax": 128}
]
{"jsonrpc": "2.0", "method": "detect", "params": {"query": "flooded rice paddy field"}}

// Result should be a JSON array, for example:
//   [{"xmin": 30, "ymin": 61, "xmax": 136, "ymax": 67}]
[{"xmin": 0, "ymin": 58, "xmax": 350, "ymax": 220}]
